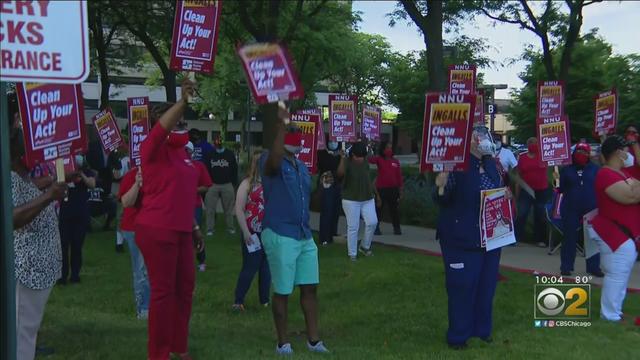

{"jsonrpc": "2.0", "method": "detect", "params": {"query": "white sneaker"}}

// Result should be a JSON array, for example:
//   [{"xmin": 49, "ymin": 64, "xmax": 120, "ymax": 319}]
[
  {"xmin": 198, "ymin": 264, "xmax": 206, "ymax": 272},
  {"xmin": 359, "ymin": 247, "xmax": 373, "ymax": 257},
  {"xmin": 307, "ymin": 341, "xmax": 330, "ymax": 353},
  {"xmin": 276, "ymin": 343, "xmax": 293, "ymax": 356},
  {"xmin": 349, "ymin": 256, "xmax": 357, "ymax": 262},
  {"xmin": 206, "ymin": 230, "xmax": 214, "ymax": 236},
  {"xmin": 228, "ymin": 228, "xmax": 237, "ymax": 235}
]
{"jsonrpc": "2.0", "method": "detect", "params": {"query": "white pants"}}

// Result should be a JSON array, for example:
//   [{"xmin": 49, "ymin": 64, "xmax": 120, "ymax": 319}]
[
  {"xmin": 342, "ymin": 199, "xmax": 378, "ymax": 257},
  {"xmin": 590, "ymin": 228, "xmax": 637, "ymax": 321},
  {"xmin": 16, "ymin": 283, "xmax": 52, "ymax": 360}
]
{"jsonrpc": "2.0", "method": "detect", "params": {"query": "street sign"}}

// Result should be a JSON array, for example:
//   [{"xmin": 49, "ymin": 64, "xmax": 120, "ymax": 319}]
[
  {"xmin": 487, "ymin": 103, "xmax": 497, "ymax": 115},
  {"xmin": 0, "ymin": 0, "xmax": 90, "ymax": 84}
]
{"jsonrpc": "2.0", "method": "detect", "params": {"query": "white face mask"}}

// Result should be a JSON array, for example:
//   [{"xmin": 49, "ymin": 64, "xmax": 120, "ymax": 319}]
[
  {"xmin": 477, "ymin": 139, "xmax": 495, "ymax": 157},
  {"xmin": 75, "ymin": 155, "xmax": 84, "ymax": 167},
  {"xmin": 622, "ymin": 151, "xmax": 635, "ymax": 168},
  {"xmin": 495, "ymin": 141, "xmax": 502, "ymax": 151}
]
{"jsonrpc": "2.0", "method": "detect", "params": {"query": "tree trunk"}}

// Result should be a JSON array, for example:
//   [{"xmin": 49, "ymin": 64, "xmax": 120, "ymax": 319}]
[
  {"xmin": 558, "ymin": 2, "xmax": 584, "ymax": 82},
  {"xmin": 425, "ymin": 0, "xmax": 445, "ymax": 92},
  {"xmin": 92, "ymin": 7, "xmax": 111, "ymax": 110},
  {"xmin": 540, "ymin": 36, "xmax": 557, "ymax": 80},
  {"xmin": 261, "ymin": 103, "xmax": 279, "ymax": 149}
]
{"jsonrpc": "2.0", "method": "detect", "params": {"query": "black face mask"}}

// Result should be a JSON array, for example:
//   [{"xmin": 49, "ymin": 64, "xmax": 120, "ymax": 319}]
[{"xmin": 10, "ymin": 128, "xmax": 26, "ymax": 160}]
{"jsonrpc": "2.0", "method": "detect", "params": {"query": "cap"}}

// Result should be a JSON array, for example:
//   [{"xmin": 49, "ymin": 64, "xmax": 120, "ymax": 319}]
[
  {"xmin": 601, "ymin": 135, "xmax": 630, "ymax": 159},
  {"xmin": 574, "ymin": 142, "xmax": 591, "ymax": 154}
]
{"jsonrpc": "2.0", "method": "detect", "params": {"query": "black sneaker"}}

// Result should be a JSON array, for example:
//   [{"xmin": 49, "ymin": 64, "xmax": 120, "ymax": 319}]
[
  {"xmin": 374, "ymin": 228, "xmax": 382, "ymax": 236},
  {"xmin": 588, "ymin": 270, "xmax": 605, "ymax": 278},
  {"xmin": 70, "ymin": 277, "xmax": 81, "ymax": 284},
  {"xmin": 393, "ymin": 228, "xmax": 402, "ymax": 235},
  {"xmin": 35, "ymin": 345, "xmax": 55, "ymax": 356},
  {"xmin": 56, "ymin": 279, "xmax": 67, "ymax": 286},
  {"xmin": 448, "ymin": 342, "xmax": 467, "ymax": 350},
  {"xmin": 561, "ymin": 271, "xmax": 572, "ymax": 276},
  {"xmin": 116, "ymin": 244, "xmax": 125, "ymax": 253}
]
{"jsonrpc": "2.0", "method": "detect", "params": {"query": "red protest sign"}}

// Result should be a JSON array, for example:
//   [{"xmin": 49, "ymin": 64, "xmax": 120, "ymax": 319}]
[
  {"xmin": 291, "ymin": 118, "xmax": 318, "ymax": 174},
  {"xmin": 537, "ymin": 115, "xmax": 572, "ymax": 166},
  {"xmin": 474, "ymin": 90, "xmax": 485, "ymax": 125},
  {"xmin": 420, "ymin": 93, "xmax": 476, "ymax": 172},
  {"xmin": 537, "ymin": 81, "xmax": 565, "ymax": 119},
  {"xmin": 237, "ymin": 42, "xmax": 304, "ymax": 104},
  {"xmin": 127, "ymin": 97, "xmax": 150, "ymax": 167},
  {"xmin": 593, "ymin": 89, "xmax": 617, "ymax": 136},
  {"xmin": 329, "ymin": 95, "xmax": 358, "ymax": 142},
  {"xmin": 169, "ymin": 0, "xmax": 222, "ymax": 74},
  {"xmin": 16, "ymin": 83, "xmax": 87, "ymax": 168},
  {"xmin": 0, "ymin": 1, "xmax": 89, "ymax": 84},
  {"xmin": 48, "ymin": 154, "xmax": 76, "ymax": 178},
  {"xmin": 362, "ymin": 105, "xmax": 382, "ymax": 141},
  {"xmin": 448, "ymin": 65, "xmax": 476, "ymax": 95},
  {"xmin": 91, "ymin": 108, "xmax": 123, "ymax": 154},
  {"xmin": 295, "ymin": 109, "xmax": 325, "ymax": 150}
]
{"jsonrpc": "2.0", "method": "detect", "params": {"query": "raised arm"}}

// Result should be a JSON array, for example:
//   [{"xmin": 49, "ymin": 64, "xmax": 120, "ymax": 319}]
[{"xmin": 264, "ymin": 103, "xmax": 290, "ymax": 177}]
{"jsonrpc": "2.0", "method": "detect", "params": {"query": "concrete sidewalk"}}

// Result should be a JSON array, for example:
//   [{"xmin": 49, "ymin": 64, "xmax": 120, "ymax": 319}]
[{"xmin": 309, "ymin": 211, "xmax": 640, "ymax": 291}]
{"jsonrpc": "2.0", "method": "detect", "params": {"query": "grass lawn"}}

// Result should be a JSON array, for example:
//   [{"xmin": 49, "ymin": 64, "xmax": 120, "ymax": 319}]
[{"xmin": 38, "ymin": 229, "xmax": 640, "ymax": 359}]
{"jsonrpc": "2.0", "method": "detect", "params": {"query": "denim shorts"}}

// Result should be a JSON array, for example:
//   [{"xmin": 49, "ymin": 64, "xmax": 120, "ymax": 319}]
[{"xmin": 261, "ymin": 228, "xmax": 319, "ymax": 295}]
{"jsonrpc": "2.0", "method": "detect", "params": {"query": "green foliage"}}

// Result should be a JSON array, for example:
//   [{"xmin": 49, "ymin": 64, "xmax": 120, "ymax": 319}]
[
  {"xmin": 508, "ymin": 32, "xmax": 640, "ymax": 142},
  {"xmin": 383, "ymin": 37, "xmax": 493, "ymax": 137}
]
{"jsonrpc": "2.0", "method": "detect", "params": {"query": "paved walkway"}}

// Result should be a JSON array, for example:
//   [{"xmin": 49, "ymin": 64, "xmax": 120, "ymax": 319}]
[{"xmin": 309, "ymin": 211, "xmax": 640, "ymax": 291}]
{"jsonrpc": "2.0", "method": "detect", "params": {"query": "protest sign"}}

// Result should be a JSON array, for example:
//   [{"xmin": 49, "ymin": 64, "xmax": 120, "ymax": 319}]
[
  {"xmin": 0, "ymin": 0, "xmax": 89, "ymax": 84},
  {"xmin": 16, "ymin": 83, "xmax": 87, "ymax": 168},
  {"xmin": 537, "ymin": 115, "xmax": 571, "ymax": 166},
  {"xmin": 448, "ymin": 65, "xmax": 476, "ymax": 96},
  {"xmin": 420, "ymin": 93, "xmax": 476, "ymax": 172},
  {"xmin": 362, "ymin": 105, "xmax": 382, "ymax": 141},
  {"xmin": 91, "ymin": 108, "xmax": 123, "ymax": 154},
  {"xmin": 169, "ymin": 0, "xmax": 222, "ymax": 74},
  {"xmin": 480, "ymin": 187, "xmax": 516, "ymax": 251},
  {"xmin": 537, "ymin": 81, "xmax": 564, "ymax": 119},
  {"xmin": 593, "ymin": 89, "xmax": 617, "ymax": 136},
  {"xmin": 329, "ymin": 95, "xmax": 358, "ymax": 142},
  {"xmin": 295, "ymin": 109, "xmax": 325, "ymax": 150},
  {"xmin": 127, "ymin": 97, "xmax": 150, "ymax": 167},
  {"xmin": 473, "ymin": 90, "xmax": 485, "ymax": 125},
  {"xmin": 237, "ymin": 42, "xmax": 304, "ymax": 104},
  {"xmin": 290, "ymin": 117, "xmax": 318, "ymax": 174}
]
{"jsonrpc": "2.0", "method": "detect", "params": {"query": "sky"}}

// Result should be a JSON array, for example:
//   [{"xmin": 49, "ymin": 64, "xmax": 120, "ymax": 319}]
[{"xmin": 353, "ymin": 0, "xmax": 640, "ymax": 99}]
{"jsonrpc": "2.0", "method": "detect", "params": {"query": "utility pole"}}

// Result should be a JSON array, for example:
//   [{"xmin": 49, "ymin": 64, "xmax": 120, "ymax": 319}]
[{"xmin": 477, "ymin": 84, "xmax": 507, "ymax": 132}]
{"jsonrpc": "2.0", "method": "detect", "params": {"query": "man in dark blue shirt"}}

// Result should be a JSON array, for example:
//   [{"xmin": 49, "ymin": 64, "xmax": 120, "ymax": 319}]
[
  {"xmin": 558, "ymin": 143, "xmax": 603, "ymax": 277},
  {"xmin": 260, "ymin": 105, "xmax": 329, "ymax": 356}
]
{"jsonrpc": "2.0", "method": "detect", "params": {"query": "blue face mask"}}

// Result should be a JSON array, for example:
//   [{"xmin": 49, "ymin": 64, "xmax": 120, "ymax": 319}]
[{"xmin": 216, "ymin": 147, "xmax": 225, "ymax": 153}]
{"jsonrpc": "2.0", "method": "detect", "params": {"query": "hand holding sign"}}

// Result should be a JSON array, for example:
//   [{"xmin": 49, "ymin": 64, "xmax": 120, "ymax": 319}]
[
  {"xmin": 47, "ymin": 182, "xmax": 69, "ymax": 202},
  {"xmin": 181, "ymin": 78, "xmax": 196, "ymax": 102}
]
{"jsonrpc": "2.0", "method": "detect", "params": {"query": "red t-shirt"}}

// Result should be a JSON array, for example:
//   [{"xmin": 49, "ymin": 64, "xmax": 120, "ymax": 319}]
[
  {"xmin": 194, "ymin": 160, "xmax": 212, "ymax": 207},
  {"xmin": 592, "ymin": 167, "xmax": 640, "ymax": 251},
  {"xmin": 136, "ymin": 124, "xmax": 198, "ymax": 232},
  {"xmin": 118, "ymin": 168, "xmax": 141, "ymax": 232},
  {"xmin": 624, "ymin": 164, "xmax": 640, "ymax": 180},
  {"xmin": 518, "ymin": 153, "xmax": 549, "ymax": 190},
  {"xmin": 369, "ymin": 156, "xmax": 403, "ymax": 188}
]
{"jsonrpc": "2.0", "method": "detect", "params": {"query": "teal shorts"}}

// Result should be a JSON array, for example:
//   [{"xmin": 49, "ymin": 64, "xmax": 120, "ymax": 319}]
[{"xmin": 262, "ymin": 228, "xmax": 319, "ymax": 295}]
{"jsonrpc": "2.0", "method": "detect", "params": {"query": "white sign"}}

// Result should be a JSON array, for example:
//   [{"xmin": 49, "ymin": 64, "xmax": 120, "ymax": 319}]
[{"xmin": 0, "ymin": 0, "xmax": 89, "ymax": 84}]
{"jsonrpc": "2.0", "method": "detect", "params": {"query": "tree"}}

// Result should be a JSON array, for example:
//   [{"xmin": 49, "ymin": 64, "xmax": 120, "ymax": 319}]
[
  {"xmin": 384, "ymin": 36, "xmax": 492, "ymax": 136},
  {"xmin": 108, "ymin": 0, "xmax": 177, "ymax": 102},
  {"xmin": 388, "ymin": 0, "xmax": 478, "ymax": 92},
  {"xmin": 88, "ymin": 0, "xmax": 119, "ymax": 110},
  {"xmin": 476, "ymin": 0, "xmax": 602, "ymax": 82},
  {"xmin": 508, "ymin": 32, "xmax": 640, "ymax": 142}
]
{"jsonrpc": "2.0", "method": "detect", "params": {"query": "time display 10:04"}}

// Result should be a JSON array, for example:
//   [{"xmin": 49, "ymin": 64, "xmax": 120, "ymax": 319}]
[{"xmin": 535, "ymin": 276, "xmax": 564, "ymax": 284}]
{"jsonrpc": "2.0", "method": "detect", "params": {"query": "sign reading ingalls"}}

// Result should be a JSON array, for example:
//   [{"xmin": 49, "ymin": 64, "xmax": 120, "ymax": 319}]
[{"xmin": 0, "ymin": 0, "xmax": 90, "ymax": 84}]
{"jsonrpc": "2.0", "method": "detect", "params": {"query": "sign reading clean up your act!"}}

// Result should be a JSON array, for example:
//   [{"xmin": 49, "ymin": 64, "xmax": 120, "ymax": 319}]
[
  {"xmin": 537, "ymin": 81, "xmax": 564, "ymax": 119},
  {"xmin": 593, "ymin": 89, "xmax": 617, "ymax": 136},
  {"xmin": 0, "ymin": 0, "xmax": 89, "ymax": 83},
  {"xmin": 329, "ymin": 95, "xmax": 357, "ymax": 142},
  {"xmin": 91, "ymin": 108, "xmax": 123, "ymax": 154},
  {"xmin": 237, "ymin": 42, "xmax": 304, "ymax": 104},
  {"xmin": 362, "ymin": 105, "xmax": 381, "ymax": 141},
  {"xmin": 448, "ymin": 65, "xmax": 476, "ymax": 96},
  {"xmin": 128, "ymin": 97, "xmax": 150, "ymax": 167},
  {"xmin": 169, "ymin": 0, "xmax": 222, "ymax": 74},
  {"xmin": 537, "ymin": 115, "xmax": 571, "ymax": 166},
  {"xmin": 420, "ymin": 93, "xmax": 476, "ymax": 172},
  {"xmin": 16, "ymin": 82, "xmax": 87, "ymax": 168}
]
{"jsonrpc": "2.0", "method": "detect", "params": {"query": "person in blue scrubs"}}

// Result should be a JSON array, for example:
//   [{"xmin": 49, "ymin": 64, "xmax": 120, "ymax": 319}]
[
  {"xmin": 433, "ymin": 126, "xmax": 504, "ymax": 349},
  {"xmin": 558, "ymin": 143, "xmax": 603, "ymax": 277}
]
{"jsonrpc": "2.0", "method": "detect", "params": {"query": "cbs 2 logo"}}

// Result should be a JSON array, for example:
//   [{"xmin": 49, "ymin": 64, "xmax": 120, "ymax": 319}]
[{"xmin": 535, "ymin": 285, "xmax": 590, "ymax": 318}]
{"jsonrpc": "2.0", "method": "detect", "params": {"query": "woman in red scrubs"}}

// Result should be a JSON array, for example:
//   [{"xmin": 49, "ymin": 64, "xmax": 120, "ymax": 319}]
[{"xmin": 135, "ymin": 80, "xmax": 203, "ymax": 360}]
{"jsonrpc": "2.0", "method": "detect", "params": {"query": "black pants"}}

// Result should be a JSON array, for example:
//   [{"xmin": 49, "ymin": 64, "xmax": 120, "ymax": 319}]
[
  {"xmin": 89, "ymin": 197, "xmax": 117, "ymax": 229},
  {"xmin": 59, "ymin": 217, "xmax": 89, "ymax": 281},
  {"xmin": 515, "ymin": 189, "xmax": 550, "ymax": 244},
  {"xmin": 376, "ymin": 187, "xmax": 401, "ymax": 231},
  {"xmin": 319, "ymin": 184, "xmax": 341, "ymax": 243}
]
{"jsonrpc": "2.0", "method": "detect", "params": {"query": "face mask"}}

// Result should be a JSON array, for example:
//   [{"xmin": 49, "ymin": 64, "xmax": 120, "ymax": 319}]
[
  {"xmin": 384, "ymin": 149, "xmax": 393, "ymax": 157},
  {"xmin": 625, "ymin": 131, "xmax": 638, "ymax": 143},
  {"xmin": 327, "ymin": 141, "xmax": 339, "ymax": 151},
  {"xmin": 495, "ymin": 141, "xmax": 502, "ymax": 150},
  {"xmin": 573, "ymin": 152, "xmax": 589, "ymax": 166},
  {"xmin": 528, "ymin": 143, "xmax": 539, "ymax": 154},
  {"xmin": 216, "ymin": 147, "xmax": 225, "ymax": 153},
  {"xmin": 284, "ymin": 145, "xmax": 302, "ymax": 154},
  {"xmin": 167, "ymin": 130, "xmax": 189, "ymax": 148},
  {"xmin": 478, "ymin": 139, "xmax": 495, "ymax": 156},
  {"xmin": 622, "ymin": 151, "xmax": 635, "ymax": 168}
]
